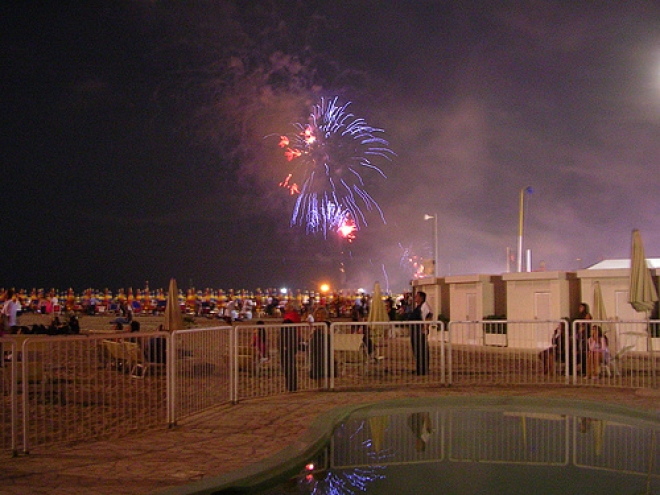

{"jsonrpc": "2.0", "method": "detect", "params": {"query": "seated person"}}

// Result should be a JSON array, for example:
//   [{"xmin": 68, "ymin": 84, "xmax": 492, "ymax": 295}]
[
  {"xmin": 144, "ymin": 326, "xmax": 167, "ymax": 364},
  {"xmin": 68, "ymin": 315, "xmax": 80, "ymax": 334},
  {"xmin": 587, "ymin": 325, "xmax": 610, "ymax": 379},
  {"xmin": 110, "ymin": 303, "xmax": 133, "ymax": 325},
  {"xmin": 48, "ymin": 316, "xmax": 68, "ymax": 335},
  {"xmin": 146, "ymin": 336, "xmax": 167, "ymax": 363},
  {"xmin": 127, "ymin": 321, "xmax": 140, "ymax": 340},
  {"xmin": 539, "ymin": 324, "xmax": 568, "ymax": 374}
]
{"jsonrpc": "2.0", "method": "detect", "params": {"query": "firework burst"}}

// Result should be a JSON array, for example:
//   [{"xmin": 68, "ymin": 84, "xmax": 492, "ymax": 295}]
[
  {"xmin": 399, "ymin": 243, "xmax": 432, "ymax": 279},
  {"xmin": 277, "ymin": 97, "xmax": 394, "ymax": 237}
]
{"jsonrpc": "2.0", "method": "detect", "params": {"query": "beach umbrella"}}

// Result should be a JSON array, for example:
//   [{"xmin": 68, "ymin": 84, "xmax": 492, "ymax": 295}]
[
  {"xmin": 164, "ymin": 278, "xmax": 184, "ymax": 333},
  {"xmin": 367, "ymin": 282, "xmax": 388, "ymax": 355},
  {"xmin": 628, "ymin": 229, "xmax": 658, "ymax": 384},
  {"xmin": 367, "ymin": 282, "xmax": 388, "ymax": 323},
  {"xmin": 593, "ymin": 282, "xmax": 614, "ymax": 349},
  {"xmin": 628, "ymin": 229, "xmax": 658, "ymax": 313},
  {"xmin": 592, "ymin": 282, "xmax": 607, "ymax": 322}
]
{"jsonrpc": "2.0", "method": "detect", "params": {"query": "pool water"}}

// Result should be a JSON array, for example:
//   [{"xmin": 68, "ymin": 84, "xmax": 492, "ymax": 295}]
[{"xmin": 257, "ymin": 397, "xmax": 660, "ymax": 495}]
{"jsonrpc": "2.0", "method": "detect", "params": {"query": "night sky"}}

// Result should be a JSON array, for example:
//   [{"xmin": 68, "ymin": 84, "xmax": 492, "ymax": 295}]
[{"xmin": 3, "ymin": 1, "xmax": 660, "ymax": 294}]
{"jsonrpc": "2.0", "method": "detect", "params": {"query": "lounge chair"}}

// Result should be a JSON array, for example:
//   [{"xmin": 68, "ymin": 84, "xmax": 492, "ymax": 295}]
[
  {"xmin": 103, "ymin": 340, "xmax": 127, "ymax": 371},
  {"xmin": 601, "ymin": 331, "xmax": 644, "ymax": 377},
  {"xmin": 123, "ymin": 341, "xmax": 166, "ymax": 378},
  {"xmin": 333, "ymin": 333, "xmax": 368, "ymax": 376}
]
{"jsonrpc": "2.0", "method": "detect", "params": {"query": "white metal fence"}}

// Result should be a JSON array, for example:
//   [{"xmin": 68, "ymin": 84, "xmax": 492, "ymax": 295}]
[
  {"xmin": 1, "ymin": 333, "xmax": 170, "ymax": 456},
  {"xmin": 0, "ymin": 339, "xmax": 18, "ymax": 455},
  {"xmin": 2, "ymin": 318, "xmax": 660, "ymax": 456},
  {"xmin": 170, "ymin": 326, "xmax": 231, "ymax": 421},
  {"xmin": 447, "ymin": 320, "xmax": 570, "ymax": 386},
  {"xmin": 571, "ymin": 319, "xmax": 660, "ymax": 389}
]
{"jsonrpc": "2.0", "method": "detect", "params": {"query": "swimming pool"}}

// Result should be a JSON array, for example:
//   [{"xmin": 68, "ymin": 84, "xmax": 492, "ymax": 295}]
[{"xmin": 168, "ymin": 397, "xmax": 660, "ymax": 494}]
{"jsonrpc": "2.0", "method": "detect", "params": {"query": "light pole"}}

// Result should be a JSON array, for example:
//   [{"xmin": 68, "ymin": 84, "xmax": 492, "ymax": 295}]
[
  {"xmin": 424, "ymin": 213, "xmax": 439, "ymax": 278},
  {"xmin": 517, "ymin": 186, "xmax": 533, "ymax": 272}
]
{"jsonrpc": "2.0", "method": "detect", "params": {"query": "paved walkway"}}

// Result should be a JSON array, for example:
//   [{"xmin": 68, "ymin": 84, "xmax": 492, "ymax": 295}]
[{"xmin": 2, "ymin": 385, "xmax": 660, "ymax": 495}]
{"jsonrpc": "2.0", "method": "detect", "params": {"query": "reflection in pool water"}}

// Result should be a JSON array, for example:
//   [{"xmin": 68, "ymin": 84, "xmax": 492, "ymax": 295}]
[{"xmin": 260, "ymin": 398, "xmax": 660, "ymax": 495}]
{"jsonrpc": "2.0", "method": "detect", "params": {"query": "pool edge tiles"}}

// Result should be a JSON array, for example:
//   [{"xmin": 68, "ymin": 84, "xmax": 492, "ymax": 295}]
[
  {"xmin": 156, "ymin": 396, "xmax": 660, "ymax": 495},
  {"xmin": 155, "ymin": 402, "xmax": 357, "ymax": 495}
]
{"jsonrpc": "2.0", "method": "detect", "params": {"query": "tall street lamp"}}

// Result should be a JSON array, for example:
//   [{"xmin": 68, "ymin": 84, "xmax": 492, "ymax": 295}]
[
  {"xmin": 424, "ymin": 213, "xmax": 439, "ymax": 278},
  {"xmin": 517, "ymin": 186, "xmax": 533, "ymax": 272}
]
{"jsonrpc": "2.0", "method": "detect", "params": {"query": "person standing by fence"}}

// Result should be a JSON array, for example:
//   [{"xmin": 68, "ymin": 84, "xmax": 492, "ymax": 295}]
[
  {"xmin": 280, "ymin": 318, "xmax": 299, "ymax": 391},
  {"xmin": 575, "ymin": 302, "xmax": 592, "ymax": 376},
  {"xmin": 410, "ymin": 291, "xmax": 432, "ymax": 375},
  {"xmin": 309, "ymin": 307, "xmax": 332, "ymax": 380},
  {"xmin": 2, "ymin": 289, "xmax": 20, "ymax": 334}
]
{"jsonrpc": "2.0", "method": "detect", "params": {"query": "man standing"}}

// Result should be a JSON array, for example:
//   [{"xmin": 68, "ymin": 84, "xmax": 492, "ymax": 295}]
[
  {"xmin": 2, "ymin": 288, "xmax": 20, "ymax": 334},
  {"xmin": 410, "ymin": 291, "xmax": 432, "ymax": 375}
]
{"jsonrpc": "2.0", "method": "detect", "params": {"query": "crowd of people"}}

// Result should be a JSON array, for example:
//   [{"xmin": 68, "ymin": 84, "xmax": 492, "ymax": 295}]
[
  {"xmin": 0, "ymin": 286, "xmax": 422, "ymax": 323},
  {"xmin": 0, "ymin": 284, "xmax": 439, "ymax": 379},
  {"xmin": 0, "ymin": 285, "xmax": 429, "ymax": 332}
]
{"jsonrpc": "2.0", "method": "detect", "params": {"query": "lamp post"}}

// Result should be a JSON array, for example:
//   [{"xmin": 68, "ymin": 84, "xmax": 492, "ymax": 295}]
[
  {"xmin": 424, "ymin": 213, "xmax": 439, "ymax": 278},
  {"xmin": 517, "ymin": 186, "xmax": 533, "ymax": 272}
]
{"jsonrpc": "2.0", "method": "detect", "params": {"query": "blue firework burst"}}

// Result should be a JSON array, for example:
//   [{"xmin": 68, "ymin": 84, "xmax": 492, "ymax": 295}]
[{"xmin": 277, "ymin": 97, "xmax": 394, "ymax": 237}]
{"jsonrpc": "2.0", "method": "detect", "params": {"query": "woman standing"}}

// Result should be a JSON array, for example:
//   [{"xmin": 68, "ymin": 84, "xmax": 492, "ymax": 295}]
[{"xmin": 575, "ymin": 302, "xmax": 592, "ymax": 376}]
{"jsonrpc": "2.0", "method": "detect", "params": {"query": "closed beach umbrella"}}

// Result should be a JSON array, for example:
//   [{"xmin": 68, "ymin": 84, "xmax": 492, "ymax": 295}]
[
  {"xmin": 628, "ymin": 229, "xmax": 658, "ymax": 384},
  {"xmin": 164, "ymin": 278, "xmax": 184, "ymax": 332},
  {"xmin": 593, "ymin": 281, "xmax": 614, "ymax": 350},
  {"xmin": 628, "ymin": 229, "xmax": 658, "ymax": 314},
  {"xmin": 367, "ymin": 282, "xmax": 388, "ymax": 324},
  {"xmin": 367, "ymin": 282, "xmax": 388, "ymax": 356},
  {"xmin": 592, "ymin": 282, "xmax": 607, "ymax": 322}
]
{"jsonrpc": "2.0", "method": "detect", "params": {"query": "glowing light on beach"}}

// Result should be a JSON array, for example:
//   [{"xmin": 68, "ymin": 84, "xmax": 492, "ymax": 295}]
[{"xmin": 276, "ymin": 96, "xmax": 394, "ymax": 236}]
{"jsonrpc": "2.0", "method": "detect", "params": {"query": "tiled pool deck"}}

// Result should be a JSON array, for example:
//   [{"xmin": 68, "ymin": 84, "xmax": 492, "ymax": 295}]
[{"xmin": 3, "ymin": 385, "xmax": 660, "ymax": 495}]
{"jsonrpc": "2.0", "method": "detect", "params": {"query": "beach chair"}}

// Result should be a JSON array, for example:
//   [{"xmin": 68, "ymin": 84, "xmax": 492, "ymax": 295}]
[
  {"xmin": 122, "ymin": 341, "xmax": 154, "ymax": 378},
  {"xmin": 233, "ymin": 343, "xmax": 279, "ymax": 376},
  {"xmin": 255, "ymin": 347, "xmax": 281, "ymax": 376},
  {"xmin": 601, "ymin": 332, "xmax": 643, "ymax": 377},
  {"xmin": 131, "ymin": 301, "xmax": 142, "ymax": 315},
  {"xmin": 333, "ymin": 333, "xmax": 368, "ymax": 376},
  {"xmin": 236, "ymin": 345, "xmax": 255, "ymax": 374},
  {"xmin": 103, "ymin": 340, "xmax": 126, "ymax": 371}
]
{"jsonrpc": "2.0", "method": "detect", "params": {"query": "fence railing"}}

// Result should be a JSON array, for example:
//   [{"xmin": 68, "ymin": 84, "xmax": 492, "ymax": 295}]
[
  {"xmin": 170, "ymin": 326, "xmax": 231, "ymax": 422},
  {"xmin": 0, "ymin": 339, "xmax": 18, "ymax": 455},
  {"xmin": 2, "ymin": 318, "xmax": 659, "ymax": 455},
  {"xmin": 571, "ymin": 319, "xmax": 660, "ymax": 389},
  {"xmin": 447, "ymin": 320, "xmax": 570, "ymax": 386}
]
